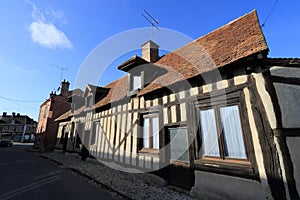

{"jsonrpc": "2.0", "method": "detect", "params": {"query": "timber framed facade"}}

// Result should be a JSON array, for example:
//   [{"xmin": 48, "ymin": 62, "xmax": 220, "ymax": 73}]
[{"xmin": 55, "ymin": 10, "xmax": 300, "ymax": 199}]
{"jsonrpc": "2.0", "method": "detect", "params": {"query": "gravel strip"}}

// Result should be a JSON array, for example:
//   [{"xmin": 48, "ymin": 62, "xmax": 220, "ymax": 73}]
[{"xmin": 41, "ymin": 151, "xmax": 194, "ymax": 200}]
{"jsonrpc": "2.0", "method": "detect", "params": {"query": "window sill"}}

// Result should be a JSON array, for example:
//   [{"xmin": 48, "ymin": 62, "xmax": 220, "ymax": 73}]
[
  {"xmin": 138, "ymin": 148, "xmax": 159, "ymax": 157},
  {"xmin": 194, "ymin": 159, "xmax": 258, "ymax": 180},
  {"xmin": 170, "ymin": 160, "xmax": 190, "ymax": 168}
]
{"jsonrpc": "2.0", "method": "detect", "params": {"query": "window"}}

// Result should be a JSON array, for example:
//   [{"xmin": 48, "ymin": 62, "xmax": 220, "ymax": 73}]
[
  {"xmin": 43, "ymin": 106, "xmax": 48, "ymax": 118},
  {"xmin": 133, "ymin": 75, "xmax": 142, "ymax": 90},
  {"xmin": 60, "ymin": 126, "xmax": 66, "ymax": 144},
  {"xmin": 199, "ymin": 105, "xmax": 247, "ymax": 160},
  {"xmin": 86, "ymin": 96, "xmax": 93, "ymax": 108},
  {"xmin": 169, "ymin": 127, "xmax": 189, "ymax": 163},
  {"xmin": 91, "ymin": 122, "xmax": 99, "ymax": 145},
  {"xmin": 128, "ymin": 72, "xmax": 143, "ymax": 93},
  {"xmin": 16, "ymin": 126, "xmax": 23, "ymax": 132},
  {"xmin": 141, "ymin": 113, "xmax": 159, "ymax": 150}
]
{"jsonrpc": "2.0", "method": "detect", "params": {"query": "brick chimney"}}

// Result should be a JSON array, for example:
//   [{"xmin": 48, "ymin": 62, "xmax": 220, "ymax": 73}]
[
  {"xmin": 61, "ymin": 79, "xmax": 70, "ymax": 97},
  {"xmin": 2, "ymin": 112, "xmax": 7, "ymax": 117},
  {"xmin": 141, "ymin": 40, "xmax": 159, "ymax": 62}
]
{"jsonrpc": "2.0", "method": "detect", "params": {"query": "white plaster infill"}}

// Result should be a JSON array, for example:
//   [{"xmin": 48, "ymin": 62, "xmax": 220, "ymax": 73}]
[
  {"xmin": 253, "ymin": 73, "xmax": 277, "ymax": 129},
  {"xmin": 273, "ymin": 83, "xmax": 300, "ymax": 128},
  {"xmin": 244, "ymin": 88, "xmax": 269, "ymax": 184},
  {"xmin": 286, "ymin": 137, "xmax": 300, "ymax": 194}
]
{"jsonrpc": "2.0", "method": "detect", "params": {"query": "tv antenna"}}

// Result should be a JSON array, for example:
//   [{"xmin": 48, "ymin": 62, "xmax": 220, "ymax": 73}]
[
  {"xmin": 50, "ymin": 64, "xmax": 68, "ymax": 83},
  {"xmin": 141, "ymin": 9, "xmax": 160, "ymax": 34}
]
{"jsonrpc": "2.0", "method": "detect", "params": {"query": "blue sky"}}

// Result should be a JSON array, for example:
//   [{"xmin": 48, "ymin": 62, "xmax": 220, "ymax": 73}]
[{"xmin": 0, "ymin": 0, "xmax": 299, "ymax": 120}]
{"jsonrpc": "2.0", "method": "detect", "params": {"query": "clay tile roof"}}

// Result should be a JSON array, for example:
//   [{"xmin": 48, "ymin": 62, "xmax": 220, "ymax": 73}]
[
  {"xmin": 55, "ymin": 110, "xmax": 71, "ymax": 122},
  {"xmin": 93, "ymin": 76, "xmax": 128, "ymax": 109},
  {"xmin": 139, "ymin": 10, "xmax": 268, "ymax": 95},
  {"xmin": 92, "ymin": 10, "xmax": 268, "ymax": 109}
]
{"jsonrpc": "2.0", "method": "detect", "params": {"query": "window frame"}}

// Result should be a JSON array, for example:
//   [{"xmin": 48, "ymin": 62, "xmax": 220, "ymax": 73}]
[
  {"xmin": 166, "ymin": 126, "xmax": 190, "ymax": 164},
  {"xmin": 90, "ymin": 121, "xmax": 99, "ymax": 146},
  {"xmin": 132, "ymin": 75, "xmax": 142, "ymax": 91},
  {"xmin": 139, "ymin": 111, "xmax": 160, "ymax": 154},
  {"xmin": 86, "ymin": 95, "xmax": 93, "ymax": 108},
  {"xmin": 198, "ymin": 104, "xmax": 248, "ymax": 161},
  {"xmin": 193, "ymin": 90, "xmax": 259, "ymax": 180},
  {"xmin": 128, "ymin": 71, "xmax": 144, "ymax": 95}
]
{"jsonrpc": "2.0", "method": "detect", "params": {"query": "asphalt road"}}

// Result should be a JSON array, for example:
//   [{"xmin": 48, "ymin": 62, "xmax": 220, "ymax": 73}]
[{"xmin": 0, "ymin": 144, "xmax": 114, "ymax": 200}]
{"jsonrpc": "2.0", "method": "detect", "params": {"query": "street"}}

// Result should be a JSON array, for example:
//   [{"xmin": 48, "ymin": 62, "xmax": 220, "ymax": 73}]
[{"xmin": 0, "ymin": 144, "xmax": 114, "ymax": 200}]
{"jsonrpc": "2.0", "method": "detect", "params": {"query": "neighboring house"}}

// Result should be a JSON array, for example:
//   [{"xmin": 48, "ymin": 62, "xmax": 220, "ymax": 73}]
[
  {"xmin": 0, "ymin": 112, "xmax": 36, "ymax": 142},
  {"xmin": 55, "ymin": 10, "xmax": 300, "ymax": 199},
  {"xmin": 35, "ymin": 79, "xmax": 83, "ymax": 150}
]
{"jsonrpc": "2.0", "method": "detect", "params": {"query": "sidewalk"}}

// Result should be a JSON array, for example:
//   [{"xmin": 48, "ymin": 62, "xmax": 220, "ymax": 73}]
[{"xmin": 39, "ymin": 151, "xmax": 194, "ymax": 200}]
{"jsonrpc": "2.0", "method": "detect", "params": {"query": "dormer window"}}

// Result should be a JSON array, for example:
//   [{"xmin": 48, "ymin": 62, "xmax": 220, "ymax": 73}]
[
  {"xmin": 117, "ymin": 40, "xmax": 160, "ymax": 96},
  {"xmin": 86, "ymin": 95, "xmax": 93, "ymax": 108},
  {"xmin": 83, "ymin": 84, "xmax": 109, "ymax": 110}
]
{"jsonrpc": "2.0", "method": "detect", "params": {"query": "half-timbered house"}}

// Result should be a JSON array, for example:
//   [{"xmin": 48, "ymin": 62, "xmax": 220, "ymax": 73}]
[{"xmin": 55, "ymin": 10, "xmax": 300, "ymax": 199}]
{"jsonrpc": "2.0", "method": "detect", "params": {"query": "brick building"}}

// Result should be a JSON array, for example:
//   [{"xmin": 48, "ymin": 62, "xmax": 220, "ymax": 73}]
[
  {"xmin": 0, "ymin": 112, "xmax": 36, "ymax": 142},
  {"xmin": 35, "ymin": 80, "xmax": 82, "ymax": 150}
]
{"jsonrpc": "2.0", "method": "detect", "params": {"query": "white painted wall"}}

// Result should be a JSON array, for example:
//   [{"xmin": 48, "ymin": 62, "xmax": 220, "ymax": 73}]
[
  {"xmin": 273, "ymin": 83, "xmax": 300, "ymax": 128},
  {"xmin": 270, "ymin": 66, "xmax": 300, "ymax": 78},
  {"xmin": 286, "ymin": 137, "xmax": 300, "ymax": 193}
]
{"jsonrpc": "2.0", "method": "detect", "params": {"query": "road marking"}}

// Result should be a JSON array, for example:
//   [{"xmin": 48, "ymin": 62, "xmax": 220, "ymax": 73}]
[
  {"xmin": 33, "ymin": 170, "xmax": 63, "ymax": 180},
  {"xmin": 0, "ymin": 176, "xmax": 61, "ymax": 200}
]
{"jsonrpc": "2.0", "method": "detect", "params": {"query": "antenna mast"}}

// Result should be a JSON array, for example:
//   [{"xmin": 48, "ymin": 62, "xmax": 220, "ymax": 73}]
[
  {"xmin": 50, "ymin": 64, "xmax": 68, "ymax": 83},
  {"xmin": 141, "ymin": 9, "xmax": 160, "ymax": 38}
]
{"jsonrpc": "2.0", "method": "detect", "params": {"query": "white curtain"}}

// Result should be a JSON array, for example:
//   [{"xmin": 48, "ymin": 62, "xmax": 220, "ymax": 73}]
[
  {"xmin": 143, "ymin": 118, "xmax": 150, "ymax": 148},
  {"xmin": 152, "ymin": 117, "xmax": 159, "ymax": 149},
  {"xmin": 169, "ymin": 127, "xmax": 189, "ymax": 162},
  {"xmin": 200, "ymin": 109, "xmax": 220, "ymax": 157},
  {"xmin": 220, "ymin": 105, "xmax": 247, "ymax": 159},
  {"xmin": 133, "ymin": 75, "xmax": 141, "ymax": 90}
]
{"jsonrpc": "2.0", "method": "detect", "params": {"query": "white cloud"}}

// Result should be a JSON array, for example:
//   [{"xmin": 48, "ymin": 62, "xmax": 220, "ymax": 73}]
[
  {"xmin": 46, "ymin": 7, "xmax": 68, "ymax": 24},
  {"xmin": 30, "ymin": 20, "xmax": 73, "ymax": 49},
  {"xmin": 27, "ymin": 0, "xmax": 73, "ymax": 49}
]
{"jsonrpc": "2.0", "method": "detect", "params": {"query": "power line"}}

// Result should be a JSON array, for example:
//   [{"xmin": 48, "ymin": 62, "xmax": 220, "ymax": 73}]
[
  {"xmin": 262, "ymin": 0, "xmax": 279, "ymax": 27},
  {"xmin": 0, "ymin": 97, "xmax": 39, "ymax": 111},
  {"xmin": 0, "ymin": 95, "xmax": 43, "ymax": 103}
]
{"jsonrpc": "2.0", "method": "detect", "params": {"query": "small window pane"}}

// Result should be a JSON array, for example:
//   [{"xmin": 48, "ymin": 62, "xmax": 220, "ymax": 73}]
[
  {"xmin": 91, "ymin": 123, "xmax": 99, "ymax": 145},
  {"xmin": 152, "ymin": 117, "xmax": 159, "ymax": 149},
  {"xmin": 133, "ymin": 76, "xmax": 141, "ymax": 90},
  {"xmin": 169, "ymin": 127, "xmax": 189, "ymax": 162},
  {"xmin": 200, "ymin": 109, "xmax": 220, "ymax": 157},
  {"xmin": 143, "ymin": 118, "xmax": 150, "ymax": 148},
  {"xmin": 220, "ymin": 105, "xmax": 247, "ymax": 159}
]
